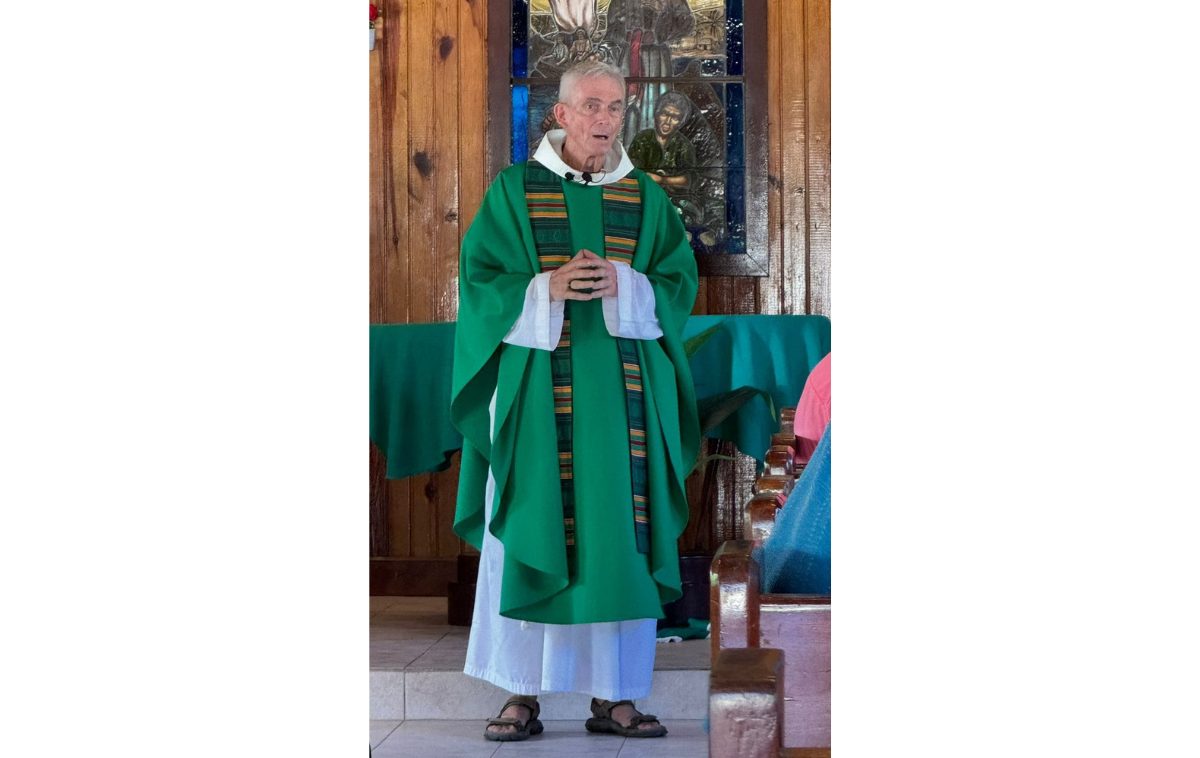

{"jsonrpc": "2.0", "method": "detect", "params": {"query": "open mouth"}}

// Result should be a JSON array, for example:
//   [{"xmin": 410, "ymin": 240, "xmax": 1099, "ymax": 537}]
[{"xmin": 593, "ymin": 134, "xmax": 611, "ymax": 142}]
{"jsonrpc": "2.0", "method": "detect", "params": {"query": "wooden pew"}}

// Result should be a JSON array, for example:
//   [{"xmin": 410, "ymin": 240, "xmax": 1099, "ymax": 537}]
[{"xmin": 709, "ymin": 406, "xmax": 831, "ymax": 758}]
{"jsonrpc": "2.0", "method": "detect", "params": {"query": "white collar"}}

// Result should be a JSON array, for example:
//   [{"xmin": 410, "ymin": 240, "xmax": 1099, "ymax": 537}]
[{"xmin": 531, "ymin": 129, "xmax": 635, "ymax": 186}]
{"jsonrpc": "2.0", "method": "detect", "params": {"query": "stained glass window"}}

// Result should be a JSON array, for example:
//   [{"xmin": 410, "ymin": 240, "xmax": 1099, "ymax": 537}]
[{"xmin": 508, "ymin": 0, "xmax": 754, "ymax": 258}]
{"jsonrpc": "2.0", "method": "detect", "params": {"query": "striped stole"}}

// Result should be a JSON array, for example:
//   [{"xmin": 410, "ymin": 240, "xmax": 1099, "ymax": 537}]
[{"xmin": 524, "ymin": 160, "xmax": 651, "ymax": 568}]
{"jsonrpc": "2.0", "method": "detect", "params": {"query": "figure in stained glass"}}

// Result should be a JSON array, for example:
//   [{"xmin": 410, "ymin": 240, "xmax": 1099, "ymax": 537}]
[
  {"xmin": 603, "ymin": 0, "xmax": 696, "ymax": 143},
  {"xmin": 627, "ymin": 92, "xmax": 701, "ymax": 225}
]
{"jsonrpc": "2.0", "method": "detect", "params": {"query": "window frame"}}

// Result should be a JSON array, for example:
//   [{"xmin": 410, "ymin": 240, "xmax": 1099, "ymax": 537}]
[{"xmin": 486, "ymin": 0, "xmax": 771, "ymax": 277}]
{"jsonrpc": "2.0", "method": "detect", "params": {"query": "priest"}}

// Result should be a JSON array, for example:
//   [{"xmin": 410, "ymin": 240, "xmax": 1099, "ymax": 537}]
[{"xmin": 450, "ymin": 60, "xmax": 700, "ymax": 742}]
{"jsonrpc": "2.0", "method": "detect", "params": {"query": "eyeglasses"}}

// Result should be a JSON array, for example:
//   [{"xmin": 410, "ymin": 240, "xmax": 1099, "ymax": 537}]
[{"xmin": 566, "ymin": 100, "xmax": 626, "ymax": 118}]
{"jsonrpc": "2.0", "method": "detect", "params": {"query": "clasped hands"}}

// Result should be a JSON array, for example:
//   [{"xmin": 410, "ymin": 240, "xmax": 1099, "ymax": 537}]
[{"xmin": 549, "ymin": 249, "xmax": 618, "ymax": 302}]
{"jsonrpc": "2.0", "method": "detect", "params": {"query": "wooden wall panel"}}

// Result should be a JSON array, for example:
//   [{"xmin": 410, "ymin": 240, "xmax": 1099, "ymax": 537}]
[
  {"xmin": 369, "ymin": 45, "xmax": 387, "ymax": 324},
  {"xmin": 805, "ymin": 0, "xmax": 832, "ymax": 317},
  {"xmin": 387, "ymin": 478, "xmax": 411, "ymax": 557},
  {"xmin": 369, "ymin": 0, "xmax": 831, "ymax": 561},
  {"xmin": 458, "ymin": 0, "xmax": 489, "ymax": 235},
  {"xmin": 408, "ymin": 474, "xmax": 437, "ymax": 557},
  {"xmin": 780, "ymin": 0, "xmax": 809, "ymax": 316},
  {"xmin": 758, "ymin": 0, "xmax": 785, "ymax": 316},
  {"xmin": 406, "ymin": 0, "xmax": 459, "ymax": 325},
  {"xmin": 369, "ymin": 442, "xmax": 390, "ymax": 556}
]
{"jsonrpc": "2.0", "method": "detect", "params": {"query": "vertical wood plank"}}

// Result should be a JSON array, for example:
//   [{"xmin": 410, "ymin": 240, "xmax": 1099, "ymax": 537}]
[
  {"xmin": 692, "ymin": 277, "xmax": 708, "ymax": 315},
  {"xmin": 733, "ymin": 275, "xmax": 758, "ymax": 316},
  {"xmin": 435, "ymin": 0, "xmax": 462, "ymax": 322},
  {"xmin": 408, "ymin": 0, "xmax": 443, "ymax": 325},
  {"xmin": 369, "ymin": 42, "xmax": 389, "ymax": 324},
  {"xmin": 707, "ymin": 276, "xmax": 734, "ymax": 314},
  {"xmin": 780, "ymin": 0, "xmax": 808, "ymax": 314},
  {"xmin": 409, "ymin": 474, "xmax": 438, "ymax": 557},
  {"xmin": 438, "ymin": 453, "xmax": 463, "ymax": 557},
  {"xmin": 369, "ymin": 442, "xmax": 391, "ymax": 556},
  {"xmin": 371, "ymin": 0, "xmax": 412, "ymax": 558},
  {"xmin": 384, "ymin": 0, "xmax": 410, "ymax": 324},
  {"xmin": 758, "ymin": 0, "xmax": 785, "ymax": 315},
  {"xmin": 388, "ymin": 477, "xmax": 411, "ymax": 557},
  {"xmin": 805, "ymin": 0, "xmax": 832, "ymax": 317},
  {"xmin": 458, "ymin": 0, "xmax": 489, "ymax": 247}
]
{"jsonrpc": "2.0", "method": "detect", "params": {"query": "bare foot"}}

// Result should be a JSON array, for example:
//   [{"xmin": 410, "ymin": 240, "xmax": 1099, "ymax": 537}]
[
  {"xmin": 609, "ymin": 702, "xmax": 661, "ymax": 732},
  {"xmin": 487, "ymin": 702, "xmax": 533, "ymax": 735}
]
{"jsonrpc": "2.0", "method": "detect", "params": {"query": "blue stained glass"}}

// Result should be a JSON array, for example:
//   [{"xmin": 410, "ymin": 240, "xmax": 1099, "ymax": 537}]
[
  {"xmin": 727, "ymin": 0, "xmax": 744, "ymax": 76},
  {"xmin": 512, "ymin": 0, "xmax": 528, "ymax": 78},
  {"xmin": 725, "ymin": 83, "xmax": 744, "ymax": 168},
  {"xmin": 726, "ymin": 169, "xmax": 746, "ymax": 254},
  {"xmin": 512, "ymin": 86, "xmax": 529, "ymax": 163}
]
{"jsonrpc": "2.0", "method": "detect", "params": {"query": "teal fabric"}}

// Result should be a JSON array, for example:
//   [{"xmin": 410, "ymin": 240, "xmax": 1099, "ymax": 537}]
[
  {"xmin": 369, "ymin": 323, "xmax": 463, "ymax": 479},
  {"xmin": 685, "ymin": 315, "xmax": 831, "ymax": 463},
  {"xmin": 656, "ymin": 617, "xmax": 712, "ymax": 640},
  {"xmin": 369, "ymin": 314, "xmax": 831, "ymax": 479}
]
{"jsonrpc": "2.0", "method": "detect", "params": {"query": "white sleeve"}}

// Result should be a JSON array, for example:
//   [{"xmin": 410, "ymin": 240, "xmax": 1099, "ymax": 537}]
[
  {"xmin": 602, "ymin": 261, "xmax": 664, "ymax": 340},
  {"xmin": 502, "ymin": 272, "xmax": 566, "ymax": 351}
]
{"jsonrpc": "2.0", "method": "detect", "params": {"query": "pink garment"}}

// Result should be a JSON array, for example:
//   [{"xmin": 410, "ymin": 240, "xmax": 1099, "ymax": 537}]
[{"xmin": 793, "ymin": 353, "xmax": 831, "ymax": 464}]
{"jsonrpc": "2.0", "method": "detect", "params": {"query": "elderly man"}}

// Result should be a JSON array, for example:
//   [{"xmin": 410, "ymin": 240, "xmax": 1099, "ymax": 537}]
[{"xmin": 450, "ymin": 60, "xmax": 699, "ymax": 742}]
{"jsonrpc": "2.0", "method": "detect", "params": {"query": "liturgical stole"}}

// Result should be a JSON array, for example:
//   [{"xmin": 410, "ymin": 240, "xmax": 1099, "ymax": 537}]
[{"xmin": 524, "ymin": 160, "xmax": 651, "ymax": 567}]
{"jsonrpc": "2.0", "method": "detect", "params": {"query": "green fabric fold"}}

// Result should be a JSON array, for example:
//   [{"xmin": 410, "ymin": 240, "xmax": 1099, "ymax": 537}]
[{"xmin": 451, "ymin": 163, "xmax": 699, "ymax": 623}]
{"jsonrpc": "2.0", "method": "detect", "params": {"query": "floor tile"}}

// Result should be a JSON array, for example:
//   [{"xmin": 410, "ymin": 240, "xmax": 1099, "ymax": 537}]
[
  {"xmin": 615, "ymin": 720, "xmax": 707, "ymax": 757},
  {"xmin": 371, "ymin": 637, "xmax": 443, "ymax": 670},
  {"xmin": 371, "ymin": 597, "xmax": 401, "ymax": 612},
  {"xmin": 374, "ymin": 597, "xmax": 451, "ymax": 621},
  {"xmin": 406, "ymin": 634, "xmax": 470, "ymax": 671},
  {"xmin": 370, "ymin": 671, "xmax": 406, "ymax": 721},
  {"xmin": 372, "ymin": 719, "xmax": 500, "ymax": 758},
  {"xmin": 638, "ymin": 670, "xmax": 709, "ymax": 719},
  {"xmin": 403, "ymin": 671, "xmax": 510, "ymax": 720},
  {"xmin": 370, "ymin": 720, "xmax": 403, "ymax": 749},
  {"xmin": 651, "ymin": 639, "xmax": 712, "ymax": 670}
]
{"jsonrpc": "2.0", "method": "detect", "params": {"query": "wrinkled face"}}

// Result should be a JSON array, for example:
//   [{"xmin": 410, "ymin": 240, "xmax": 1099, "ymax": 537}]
[
  {"xmin": 656, "ymin": 104, "xmax": 684, "ymax": 137},
  {"xmin": 554, "ymin": 75, "xmax": 626, "ymax": 159}
]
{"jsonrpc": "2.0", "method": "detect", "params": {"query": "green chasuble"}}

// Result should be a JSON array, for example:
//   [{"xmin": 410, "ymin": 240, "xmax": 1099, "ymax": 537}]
[{"xmin": 451, "ymin": 163, "xmax": 700, "ymax": 625}]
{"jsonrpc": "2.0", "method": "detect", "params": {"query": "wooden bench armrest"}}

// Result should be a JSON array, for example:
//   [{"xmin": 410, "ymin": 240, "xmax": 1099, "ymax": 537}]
[
  {"xmin": 746, "ymin": 492, "xmax": 784, "ymax": 546},
  {"xmin": 710, "ymin": 540, "xmax": 761, "ymax": 660},
  {"xmin": 780, "ymin": 406, "xmax": 797, "ymax": 433},
  {"xmin": 710, "ymin": 647, "xmax": 785, "ymax": 758},
  {"xmin": 765, "ymin": 445, "xmax": 796, "ymax": 476}
]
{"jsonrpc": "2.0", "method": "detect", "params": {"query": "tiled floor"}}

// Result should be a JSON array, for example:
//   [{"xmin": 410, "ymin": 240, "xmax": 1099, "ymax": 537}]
[
  {"xmin": 370, "ymin": 596, "xmax": 712, "ymax": 754},
  {"xmin": 369, "ymin": 718, "xmax": 709, "ymax": 757},
  {"xmin": 370, "ymin": 597, "xmax": 711, "ymax": 673}
]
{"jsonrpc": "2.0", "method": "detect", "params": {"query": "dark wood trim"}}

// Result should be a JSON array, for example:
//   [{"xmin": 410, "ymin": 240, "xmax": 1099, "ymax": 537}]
[
  {"xmin": 513, "ymin": 76, "xmax": 751, "ymax": 84},
  {"xmin": 485, "ymin": 0, "xmax": 772, "ymax": 277},
  {"xmin": 732, "ymin": 0, "xmax": 771, "ymax": 279},
  {"xmin": 370, "ymin": 557, "xmax": 457, "ymax": 596},
  {"xmin": 486, "ymin": 0, "xmax": 512, "ymax": 182}
]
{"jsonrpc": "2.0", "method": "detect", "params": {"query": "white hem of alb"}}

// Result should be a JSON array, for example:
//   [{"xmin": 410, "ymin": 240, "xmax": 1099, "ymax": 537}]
[{"xmin": 462, "ymin": 392, "xmax": 657, "ymax": 701}]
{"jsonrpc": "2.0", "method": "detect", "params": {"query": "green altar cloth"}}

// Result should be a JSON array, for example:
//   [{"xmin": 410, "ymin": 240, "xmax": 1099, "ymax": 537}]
[{"xmin": 369, "ymin": 314, "xmax": 830, "ymax": 479}]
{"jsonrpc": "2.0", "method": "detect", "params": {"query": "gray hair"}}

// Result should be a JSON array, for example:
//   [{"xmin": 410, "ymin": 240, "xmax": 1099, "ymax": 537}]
[
  {"xmin": 655, "ymin": 91, "xmax": 693, "ymax": 121},
  {"xmin": 557, "ymin": 61, "xmax": 626, "ymax": 105}
]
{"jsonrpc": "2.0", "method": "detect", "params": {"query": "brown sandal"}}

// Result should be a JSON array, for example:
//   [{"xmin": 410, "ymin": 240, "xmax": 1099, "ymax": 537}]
[
  {"xmin": 484, "ymin": 695, "xmax": 544, "ymax": 742},
  {"xmin": 585, "ymin": 698, "xmax": 668, "ymax": 738}
]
